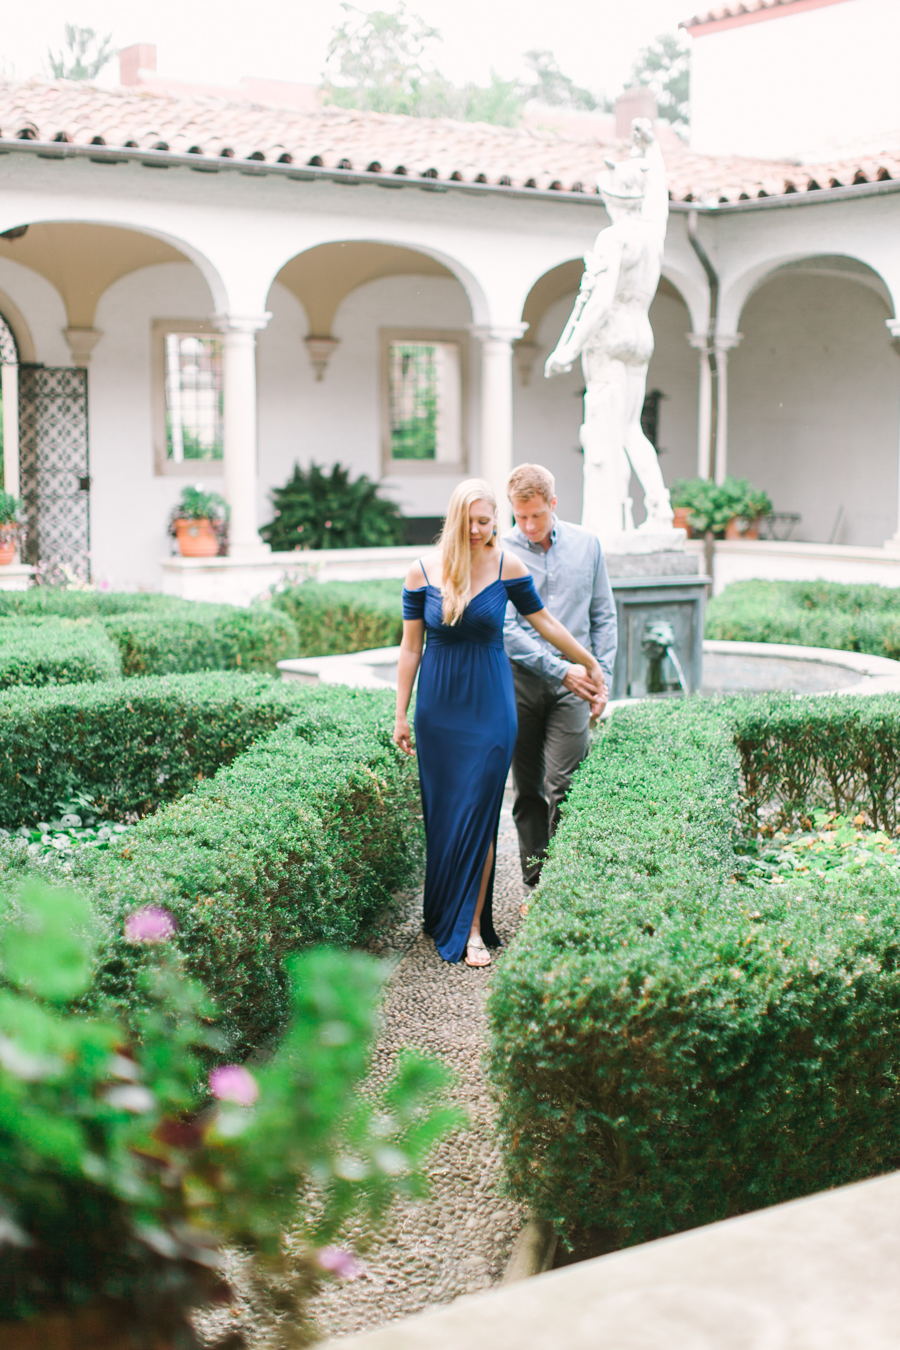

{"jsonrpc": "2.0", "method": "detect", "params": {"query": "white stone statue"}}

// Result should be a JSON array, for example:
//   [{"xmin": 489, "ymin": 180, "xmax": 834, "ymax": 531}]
[{"xmin": 545, "ymin": 119, "xmax": 678, "ymax": 547}]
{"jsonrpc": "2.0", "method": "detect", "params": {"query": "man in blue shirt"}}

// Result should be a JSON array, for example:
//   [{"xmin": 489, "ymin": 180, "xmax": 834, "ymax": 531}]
[{"xmin": 502, "ymin": 463, "xmax": 617, "ymax": 889}]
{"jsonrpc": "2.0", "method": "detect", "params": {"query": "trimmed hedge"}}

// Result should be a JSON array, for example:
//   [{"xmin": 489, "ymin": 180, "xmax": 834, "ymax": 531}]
[
  {"xmin": 0, "ymin": 618, "xmax": 121, "ymax": 689},
  {"xmin": 270, "ymin": 579, "xmax": 403, "ymax": 656},
  {"xmin": 0, "ymin": 590, "xmax": 299, "ymax": 677},
  {"xmin": 706, "ymin": 580, "xmax": 900, "ymax": 659},
  {"xmin": 82, "ymin": 686, "xmax": 421, "ymax": 1048},
  {"xmin": 488, "ymin": 695, "xmax": 900, "ymax": 1249},
  {"xmin": 0, "ymin": 672, "xmax": 304, "ymax": 828}
]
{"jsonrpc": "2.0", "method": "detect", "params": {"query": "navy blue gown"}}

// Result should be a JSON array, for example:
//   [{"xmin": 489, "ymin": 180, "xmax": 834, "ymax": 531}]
[{"xmin": 402, "ymin": 557, "xmax": 543, "ymax": 963}]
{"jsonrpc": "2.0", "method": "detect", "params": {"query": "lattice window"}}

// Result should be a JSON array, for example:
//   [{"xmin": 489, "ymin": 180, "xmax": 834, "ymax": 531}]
[
  {"xmin": 0, "ymin": 314, "xmax": 16, "ymax": 366},
  {"xmin": 164, "ymin": 332, "xmax": 223, "ymax": 462},
  {"xmin": 19, "ymin": 365, "xmax": 90, "ymax": 580},
  {"xmin": 382, "ymin": 330, "xmax": 465, "ymax": 471}
]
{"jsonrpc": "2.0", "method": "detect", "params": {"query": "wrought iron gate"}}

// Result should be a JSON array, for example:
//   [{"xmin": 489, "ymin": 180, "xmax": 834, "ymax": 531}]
[{"xmin": 19, "ymin": 365, "xmax": 91, "ymax": 580}]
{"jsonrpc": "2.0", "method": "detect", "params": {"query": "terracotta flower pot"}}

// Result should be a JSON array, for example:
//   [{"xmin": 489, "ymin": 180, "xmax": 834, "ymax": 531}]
[
  {"xmin": 672, "ymin": 506, "xmax": 693, "ymax": 537},
  {"xmin": 724, "ymin": 515, "xmax": 759, "ymax": 541},
  {"xmin": 175, "ymin": 517, "xmax": 219, "ymax": 558},
  {"xmin": 0, "ymin": 538, "xmax": 16, "ymax": 565}
]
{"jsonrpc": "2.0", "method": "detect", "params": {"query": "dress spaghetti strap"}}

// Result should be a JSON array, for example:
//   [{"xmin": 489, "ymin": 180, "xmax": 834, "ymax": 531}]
[
  {"xmin": 498, "ymin": 551, "xmax": 504, "ymax": 580},
  {"xmin": 420, "ymin": 559, "xmax": 431, "ymax": 585}
]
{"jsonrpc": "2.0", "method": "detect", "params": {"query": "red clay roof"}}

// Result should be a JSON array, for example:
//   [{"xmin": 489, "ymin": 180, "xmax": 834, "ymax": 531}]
[
  {"xmin": 0, "ymin": 78, "xmax": 897, "ymax": 206},
  {"xmin": 683, "ymin": 0, "xmax": 851, "ymax": 32}
]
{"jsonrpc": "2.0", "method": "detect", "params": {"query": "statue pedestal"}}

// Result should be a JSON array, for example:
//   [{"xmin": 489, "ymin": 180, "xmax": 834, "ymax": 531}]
[{"xmin": 605, "ymin": 545, "xmax": 710, "ymax": 700}]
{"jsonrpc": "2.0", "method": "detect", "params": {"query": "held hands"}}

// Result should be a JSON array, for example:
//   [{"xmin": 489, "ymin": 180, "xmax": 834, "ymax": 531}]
[
  {"xmin": 393, "ymin": 715, "xmax": 415, "ymax": 757},
  {"xmin": 562, "ymin": 663, "xmax": 609, "ymax": 722}
]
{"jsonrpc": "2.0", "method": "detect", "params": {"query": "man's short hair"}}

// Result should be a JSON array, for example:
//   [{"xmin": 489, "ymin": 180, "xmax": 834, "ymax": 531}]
[{"xmin": 507, "ymin": 464, "xmax": 556, "ymax": 504}]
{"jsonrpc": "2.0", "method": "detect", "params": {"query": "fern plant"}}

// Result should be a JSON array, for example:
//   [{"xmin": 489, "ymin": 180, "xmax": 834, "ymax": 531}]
[{"xmin": 260, "ymin": 462, "xmax": 404, "ymax": 551}]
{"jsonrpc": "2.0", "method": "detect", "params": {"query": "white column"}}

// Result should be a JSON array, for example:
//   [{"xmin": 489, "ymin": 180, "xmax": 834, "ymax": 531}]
[
  {"xmin": 214, "ymin": 313, "xmax": 271, "ymax": 557},
  {"xmin": 713, "ymin": 333, "xmax": 743, "ymax": 485},
  {"xmin": 2, "ymin": 362, "xmax": 19, "ymax": 499},
  {"xmin": 471, "ymin": 324, "xmax": 527, "ymax": 527},
  {"xmin": 885, "ymin": 320, "xmax": 900, "ymax": 550},
  {"xmin": 687, "ymin": 332, "xmax": 712, "ymax": 479}
]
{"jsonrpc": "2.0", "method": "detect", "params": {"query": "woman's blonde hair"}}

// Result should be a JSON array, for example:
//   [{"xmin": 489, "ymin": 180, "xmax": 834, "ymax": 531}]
[{"xmin": 437, "ymin": 478, "xmax": 498, "ymax": 626}]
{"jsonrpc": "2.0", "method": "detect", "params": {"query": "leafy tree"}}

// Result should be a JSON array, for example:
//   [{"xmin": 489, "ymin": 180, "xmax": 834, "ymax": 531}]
[
  {"xmin": 261, "ymin": 462, "xmax": 405, "ymax": 551},
  {"xmin": 522, "ymin": 49, "xmax": 600, "ymax": 112},
  {"xmin": 627, "ymin": 31, "xmax": 691, "ymax": 131},
  {"xmin": 47, "ymin": 23, "xmax": 115, "ymax": 81}
]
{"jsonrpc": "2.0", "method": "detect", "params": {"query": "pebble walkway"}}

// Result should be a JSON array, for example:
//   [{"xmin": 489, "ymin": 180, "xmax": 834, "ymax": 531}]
[{"xmin": 309, "ymin": 797, "xmax": 528, "ymax": 1340}]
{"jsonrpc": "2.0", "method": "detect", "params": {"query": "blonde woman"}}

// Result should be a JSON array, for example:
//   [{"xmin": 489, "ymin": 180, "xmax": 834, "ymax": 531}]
[{"xmin": 394, "ymin": 479, "xmax": 605, "ymax": 967}]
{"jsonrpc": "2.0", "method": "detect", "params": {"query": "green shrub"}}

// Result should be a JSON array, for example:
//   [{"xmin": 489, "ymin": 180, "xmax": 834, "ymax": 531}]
[
  {"xmin": 270, "ymin": 579, "xmax": 404, "ymax": 657},
  {"xmin": 261, "ymin": 461, "xmax": 404, "ymax": 551},
  {"xmin": 0, "ymin": 884, "xmax": 456, "ymax": 1339},
  {"xmin": 671, "ymin": 476, "xmax": 772, "ymax": 536},
  {"xmin": 0, "ymin": 589, "xmax": 299, "ymax": 675},
  {"xmin": 706, "ymin": 580, "xmax": 900, "ymax": 658},
  {"xmin": 488, "ymin": 695, "xmax": 900, "ymax": 1250},
  {"xmin": 81, "ymin": 685, "xmax": 422, "ymax": 1049},
  {"xmin": 0, "ymin": 618, "xmax": 121, "ymax": 689},
  {"xmin": 0, "ymin": 672, "xmax": 305, "ymax": 828}
]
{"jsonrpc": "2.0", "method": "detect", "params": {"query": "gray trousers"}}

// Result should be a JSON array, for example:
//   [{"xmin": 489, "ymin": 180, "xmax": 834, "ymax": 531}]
[{"xmin": 510, "ymin": 664, "xmax": 591, "ymax": 886}]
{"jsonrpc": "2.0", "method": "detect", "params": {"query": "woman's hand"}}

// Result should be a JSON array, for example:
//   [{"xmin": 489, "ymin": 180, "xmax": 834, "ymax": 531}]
[{"xmin": 393, "ymin": 716, "xmax": 415, "ymax": 757}]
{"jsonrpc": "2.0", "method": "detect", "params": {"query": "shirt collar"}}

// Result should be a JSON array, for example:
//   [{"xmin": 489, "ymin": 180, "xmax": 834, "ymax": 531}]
[{"xmin": 511, "ymin": 514, "xmax": 559, "ymax": 552}]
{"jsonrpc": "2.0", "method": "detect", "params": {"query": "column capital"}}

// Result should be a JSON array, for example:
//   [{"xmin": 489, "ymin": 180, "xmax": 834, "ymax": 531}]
[
  {"xmin": 468, "ymin": 323, "xmax": 528, "ymax": 346},
  {"xmin": 714, "ymin": 331, "xmax": 743, "ymax": 353},
  {"xmin": 63, "ymin": 327, "xmax": 102, "ymax": 367},
  {"xmin": 887, "ymin": 319, "xmax": 900, "ymax": 338},
  {"xmin": 686, "ymin": 330, "xmax": 743, "ymax": 352},
  {"xmin": 212, "ymin": 312, "xmax": 272, "ymax": 335},
  {"xmin": 686, "ymin": 331, "xmax": 709, "ymax": 351}
]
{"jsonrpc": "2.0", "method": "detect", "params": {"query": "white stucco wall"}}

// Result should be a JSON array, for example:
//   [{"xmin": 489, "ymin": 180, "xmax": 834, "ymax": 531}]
[
  {"xmin": 258, "ymin": 273, "xmax": 475, "ymax": 525},
  {"xmin": 690, "ymin": 0, "xmax": 900, "ymax": 162},
  {"xmin": 727, "ymin": 270, "xmax": 899, "ymax": 546},
  {"xmin": 89, "ymin": 261, "xmax": 218, "ymax": 590},
  {"xmin": 0, "ymin": 257, "xmax": 71, "ymax": 366}
]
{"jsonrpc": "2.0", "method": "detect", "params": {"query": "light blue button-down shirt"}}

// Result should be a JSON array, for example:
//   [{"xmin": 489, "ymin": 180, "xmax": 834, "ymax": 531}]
[{"xmin": 502, "ymin": 516, "xmax": 617, "ymax": 687}]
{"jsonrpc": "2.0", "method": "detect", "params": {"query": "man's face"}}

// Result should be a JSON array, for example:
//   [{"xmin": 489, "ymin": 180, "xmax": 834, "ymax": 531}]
[{"xmin": 511, "ymin": 494, "xmax": 556, "ymax": 545}]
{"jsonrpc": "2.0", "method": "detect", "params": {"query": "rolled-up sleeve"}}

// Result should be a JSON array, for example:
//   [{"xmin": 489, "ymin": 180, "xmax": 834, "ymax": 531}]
[{"xmin": 589, "ymin": 548, "xmax": 617, "ymax": 682}]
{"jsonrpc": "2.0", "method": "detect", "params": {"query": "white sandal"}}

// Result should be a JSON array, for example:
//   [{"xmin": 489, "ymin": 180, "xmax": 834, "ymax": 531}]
[{"xmin": 464, "ymin": 934, "xmax": 492, "ymax": 968}]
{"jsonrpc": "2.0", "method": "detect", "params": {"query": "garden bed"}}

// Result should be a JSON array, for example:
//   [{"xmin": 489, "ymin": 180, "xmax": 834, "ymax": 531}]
[
  {"xmin": 706, "ymin": 580, "xmax": 900, "ymax": 659},
  {"xmin": 488, "ymin": 694, "xmax": 900, "ymax": 1251}
]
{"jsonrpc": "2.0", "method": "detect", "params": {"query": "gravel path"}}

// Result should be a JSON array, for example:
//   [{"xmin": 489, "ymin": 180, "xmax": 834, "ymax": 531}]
[{"xmin": 308, "ymin": 797, "xmax": 527, "ymax": 1341}]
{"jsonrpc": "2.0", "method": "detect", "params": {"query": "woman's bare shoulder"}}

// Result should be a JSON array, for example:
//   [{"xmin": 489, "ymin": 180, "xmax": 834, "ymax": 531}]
[
  {"xmin": 405, "ymin": 552, "xmax": 441, "ymax": 589},
  {"xmin": 501, "ymin": 552, "xmax": 529, "ymax": 580}
]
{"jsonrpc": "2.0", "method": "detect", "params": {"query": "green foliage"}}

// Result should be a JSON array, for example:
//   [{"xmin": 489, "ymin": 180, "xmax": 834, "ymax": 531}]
[
  {"xmin": 670, "ymin": 475, "xmax": 772, "ymax": 535},
  {"xmin": 0, "ymin": 590, "xmax": 299, "ymax": 679},
  {"xmin": 706, "ymin": 579, "xmax": 900, "ymax": 660},
  {"xmin": 0, "ymin": 886, "xmax": 456, "ymax": 1338},
  {"xmin": 170, "ymin": 484, "xmax": 229, "ymax": 522},
  {"xmin": 261, "ymin": 462, "xmax": 405, "ymax": 551},
  {"xmin": 0, "ymin": 671, "xmax": 304, "ymax": 828},
  {"xmin": 270, "ymin": 579, "xmax": 404, "ymax": 656},
  {"xmin": 0, "ymin": 618, "xmax": 121, "ymax": 689},
  {"xmin": 523, "ymin": 49, "xmax": 599, "ymax": 111},
  {"xmin": 81, "ymin": 685, "xmax": 422, "ymax": 1050},
  {"xmin": 735, "ymin": 811, "xmax": 900, "ymax": 884},
  {"xmin": 47, "ymin": 23, "xmax": 114, "ymax": 81},
  {"xmin": 627, "ymin": 31, "xmax": 690, "ymax": 130},
  {"xmin": 488, "ymin": 696, "xmax": 900, "ymax": 1249},
  {"xmin": 0, "ymin": 490, "xmax": 22, "ymax": 527}
]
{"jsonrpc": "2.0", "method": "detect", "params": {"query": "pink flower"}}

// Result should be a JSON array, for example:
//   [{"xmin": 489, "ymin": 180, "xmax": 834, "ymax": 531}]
[
  {"xmin": 209, "ymin": 1064, "xmax": 259, "ymax": 1106},
  {"xmin": 124, "ymin": 907, "xmax": 176, "ymax": 944},
  {"xmin": 318, "ymin": 1247, "xmax": 361, "ymax": 1280}
]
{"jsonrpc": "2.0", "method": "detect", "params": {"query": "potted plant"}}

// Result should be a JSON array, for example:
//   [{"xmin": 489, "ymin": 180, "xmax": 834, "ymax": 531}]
[
  {"xmin": 0, "ymin": 885, "xmax": 456, "ymax": 1348},
  {"xmin": 670, "ymin": 477, "xmax": 771, "ymax": 540},
  {"xmin": 0, "ymin": 491, "xmax": 24, "ymax": 564},
  {"xmin": 260, "ymin": 461, "xmax": 404, "ymax": 552},
  {"xmin": 168, "ymin": 485, "xmax": 228, "ymax": 558}
]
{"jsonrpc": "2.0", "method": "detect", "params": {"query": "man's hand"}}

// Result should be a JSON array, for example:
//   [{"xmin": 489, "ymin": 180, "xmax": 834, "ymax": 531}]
[{"xmin": 562, "ymin": 664, "xmax": 608, "ymax": 705}]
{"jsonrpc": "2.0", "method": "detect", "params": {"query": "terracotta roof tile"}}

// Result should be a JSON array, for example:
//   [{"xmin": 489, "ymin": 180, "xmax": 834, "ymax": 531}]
[
  {"xmin": 0, "ymin": 78, "xmax": 897, "ymax": 207},
  {"xmin": 682, "ymin": 1, "xmax": 830, "ymax": 28}
]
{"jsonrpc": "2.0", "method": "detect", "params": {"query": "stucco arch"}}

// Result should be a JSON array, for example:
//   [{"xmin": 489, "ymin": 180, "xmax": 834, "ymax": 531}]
[
  {"xmin": 0, "ymin": 218, "xmax": 228, "ymax": 323},
  {"xmin": 266, "ymin": 237, "xmax": 488, "ymax": 334},
  {"xmin": 722, "ymin": 251, "xmax": 897, "ymax": 335},
  {"xmin": 518, "ymin": 257, "xmax": 700, "ymax": 346}
]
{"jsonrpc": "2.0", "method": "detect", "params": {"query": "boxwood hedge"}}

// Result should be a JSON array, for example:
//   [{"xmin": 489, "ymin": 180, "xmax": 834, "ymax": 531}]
[
  {"xmin": 270, "ymin": 579, "xmax": 403, "ymax": 657},
  {"xmin": 0, "ymin": 674, "xmax": 422, "ymax": 1053},
  {"xmin": 0, "ymin": 618, "xmax": 122, "ymax": 689},
  {"xmin": 0, "ymin": 672, "xmax": 305, "ymax": 827},
  {"xmin": 488, "ymin": 694, "xmax": 900, "ymax": 1250},
  {"xmin": 706, "ymin": 579, "xmax": 900, "ymax": 659},
  {"xmin": 0, "ymin": 590, "xmax": 299, "ymax": 677}
]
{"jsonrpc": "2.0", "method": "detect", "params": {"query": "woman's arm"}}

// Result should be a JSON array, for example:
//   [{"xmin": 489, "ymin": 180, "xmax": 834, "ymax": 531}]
[
  {"xmin": 393, "ymin": 618, "xmax": 424, "ymax": 755},
  {"xmin": 526, "ymin": 608, "xmax": 608, "ymax": 702}
]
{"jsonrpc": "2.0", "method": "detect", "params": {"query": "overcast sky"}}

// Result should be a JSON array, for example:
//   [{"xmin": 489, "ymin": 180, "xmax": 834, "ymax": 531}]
[{"xmin": 3, "ymin": 0, "xmax": 693, "ymax": 97}]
